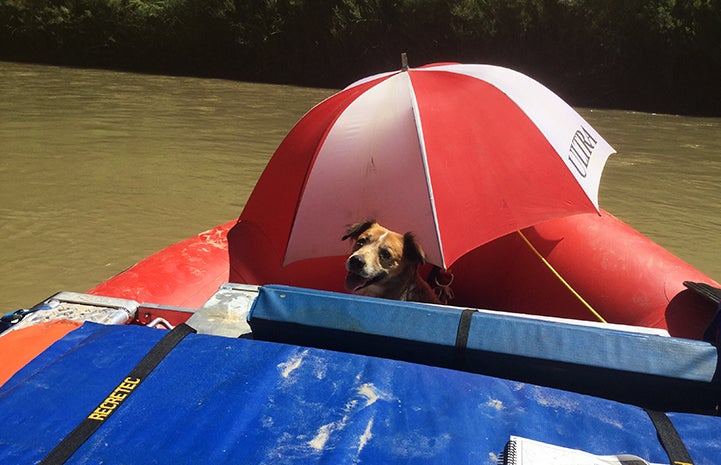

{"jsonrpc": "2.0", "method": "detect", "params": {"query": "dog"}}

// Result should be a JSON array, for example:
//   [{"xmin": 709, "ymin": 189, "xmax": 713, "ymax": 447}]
[{"xmin": 342, "ymin": 220, "xmax": 440, "ymax": 304}]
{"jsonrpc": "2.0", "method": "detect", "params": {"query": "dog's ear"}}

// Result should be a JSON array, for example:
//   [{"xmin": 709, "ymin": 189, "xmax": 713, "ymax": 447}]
[
  {"xmin": 342, "ymin": 220, "xmax": 376, "ymax": 241},
  {"xmin": 403, "ymin": 233, "xmax": 426, "ymax": 265}
]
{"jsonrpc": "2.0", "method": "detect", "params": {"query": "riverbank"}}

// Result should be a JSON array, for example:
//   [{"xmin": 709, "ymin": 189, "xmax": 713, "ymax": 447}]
[{"xmin": 1, "ymin": 0, "xmax": 720, "ymax": 116}]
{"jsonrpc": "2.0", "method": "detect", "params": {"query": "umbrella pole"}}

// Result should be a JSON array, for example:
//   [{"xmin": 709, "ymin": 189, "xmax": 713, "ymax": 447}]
[
  {"xmin": 516, "ymin": 231, "xmax": 607, "ymax": 323},
  {"xmin": 401, "ymin": 52, "xmax": 409, "ymax": 71}
]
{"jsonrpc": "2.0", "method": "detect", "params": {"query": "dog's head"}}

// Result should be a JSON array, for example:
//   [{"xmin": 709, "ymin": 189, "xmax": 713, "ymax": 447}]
[{"xmin": 342, "ymin": 220, "xmax": 426, "ymax": 296}]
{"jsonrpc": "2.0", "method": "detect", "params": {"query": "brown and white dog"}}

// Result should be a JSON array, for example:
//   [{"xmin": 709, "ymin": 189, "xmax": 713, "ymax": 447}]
[{"xmin": 342, "ymin": 221, "xmax": 440, "ymax": 304}]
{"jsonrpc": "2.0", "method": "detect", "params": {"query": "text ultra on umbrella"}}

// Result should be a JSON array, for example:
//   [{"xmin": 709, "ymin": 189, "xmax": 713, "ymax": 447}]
[{"xmin": 243, "ymin": 62, "xmax": 616, "ymax": 270}]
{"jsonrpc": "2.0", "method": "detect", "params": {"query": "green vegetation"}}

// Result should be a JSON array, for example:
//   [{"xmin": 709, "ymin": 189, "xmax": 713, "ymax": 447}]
[{"xmin": 1, "ymin": 0, "xmax": 720, "ymax": 115}]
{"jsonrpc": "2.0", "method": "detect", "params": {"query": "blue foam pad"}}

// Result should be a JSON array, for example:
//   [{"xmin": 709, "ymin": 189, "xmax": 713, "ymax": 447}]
[
  {"xmin": 248, "ymin": 284, "xmax": 721, "ymax": 412},
  {"xmin": 1, "ymin": 322, "xmax": 721, "ymax": 464}
]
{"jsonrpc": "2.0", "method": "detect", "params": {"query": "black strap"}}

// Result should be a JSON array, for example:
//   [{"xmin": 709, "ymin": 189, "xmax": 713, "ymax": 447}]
[
  {"xmin": 1, "ymin": 302, "xmax": 54, "ymax": 333},
  {"xmin": 645, "ymin": 409, "xmax": 694, "ymax": 465},
  {"xmin": 40, "ymin": 323, "xmax": 196, "ymax": 465},
  {"xmin": 454, "ymin": 309, "xmax": 476, "ymax": 368}
]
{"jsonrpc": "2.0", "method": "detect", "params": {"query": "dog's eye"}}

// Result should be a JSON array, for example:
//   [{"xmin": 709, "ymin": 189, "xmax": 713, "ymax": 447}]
[{"xmin": 379, "ymin": 248, "xmax": 391, "ymax": 260}]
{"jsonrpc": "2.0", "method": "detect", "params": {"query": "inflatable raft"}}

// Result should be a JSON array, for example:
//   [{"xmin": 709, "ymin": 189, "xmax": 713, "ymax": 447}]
[
  {"xmin": 83, "ymin": 206, "xmax": 720, "ymax": 341},
  {"xmin": 2, "ymin": 180, "xmax": 721, "ymax": 465},
  {"xmin": 227, "ymin": 209, "xmax": 717, "ymax": 340}
]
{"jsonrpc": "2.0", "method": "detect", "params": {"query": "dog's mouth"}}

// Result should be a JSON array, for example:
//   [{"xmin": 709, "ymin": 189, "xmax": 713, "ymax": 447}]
[{"xmin": 344, "ymin": 271, "xmax": 386, "ymax": 292}]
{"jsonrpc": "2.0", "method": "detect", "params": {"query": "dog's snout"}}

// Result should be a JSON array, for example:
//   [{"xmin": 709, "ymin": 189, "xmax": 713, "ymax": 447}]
[{"xmin": 348, "ymin": 254, "xmax": 365, "ymax": 272}]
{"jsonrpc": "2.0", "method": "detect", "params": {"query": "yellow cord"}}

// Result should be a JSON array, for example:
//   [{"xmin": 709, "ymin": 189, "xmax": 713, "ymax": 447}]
[{"xmin": 516, "ymin": 230, "xmax": 607, "ymax": 324}]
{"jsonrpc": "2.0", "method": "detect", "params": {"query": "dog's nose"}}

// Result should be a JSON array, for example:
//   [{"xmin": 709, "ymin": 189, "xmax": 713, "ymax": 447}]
[{"xmin": 348, "ymin": 254, "xmax": 365, "ymax": 272}]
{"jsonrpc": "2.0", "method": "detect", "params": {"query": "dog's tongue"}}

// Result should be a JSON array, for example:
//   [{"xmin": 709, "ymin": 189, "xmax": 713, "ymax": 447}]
[{"xmin": 344, "ymin": 272, "xmax": 370, "ymax": 292}]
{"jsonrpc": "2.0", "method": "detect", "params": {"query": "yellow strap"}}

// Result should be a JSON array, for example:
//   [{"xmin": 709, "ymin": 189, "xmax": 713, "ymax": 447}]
[{"xmin": 516, "ymin": 230, "xmax": 607, "ymax": 324}]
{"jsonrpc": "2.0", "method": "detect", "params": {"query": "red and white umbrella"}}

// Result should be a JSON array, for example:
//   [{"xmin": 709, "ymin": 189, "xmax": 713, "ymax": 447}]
[{"xmin": 242, "ymin": 61, "xmax": 615, "ymax": 271}]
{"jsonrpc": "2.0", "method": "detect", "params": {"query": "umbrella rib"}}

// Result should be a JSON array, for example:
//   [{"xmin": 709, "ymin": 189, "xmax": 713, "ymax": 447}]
[{"xmin": 404, "ymin": 71, "xmax": 445, "ymax": 269}]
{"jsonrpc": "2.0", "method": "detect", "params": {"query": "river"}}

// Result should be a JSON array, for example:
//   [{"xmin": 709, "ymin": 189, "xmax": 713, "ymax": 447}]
[{"xmin": 1, "ymin": 61, "xmax": 720, "ymax": 312}]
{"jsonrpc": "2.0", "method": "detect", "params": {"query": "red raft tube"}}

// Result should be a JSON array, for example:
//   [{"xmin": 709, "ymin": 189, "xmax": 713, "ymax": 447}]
[
  {"xmin": 88, "ymin": 211, "xmax": 719, "ymax": 340},
  {"xmin": 227, "ymin": 209, "xmax": 720, "ymax": 340},
  {"xmin": 88, "ymin": 221, "xmax": 235, "ymax": 315}
]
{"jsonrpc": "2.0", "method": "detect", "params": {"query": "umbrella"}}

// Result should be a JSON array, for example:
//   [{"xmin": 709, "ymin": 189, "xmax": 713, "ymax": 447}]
[{"xmin": 240, "ymin": 60, "xmax": 615, "ymax": 271}]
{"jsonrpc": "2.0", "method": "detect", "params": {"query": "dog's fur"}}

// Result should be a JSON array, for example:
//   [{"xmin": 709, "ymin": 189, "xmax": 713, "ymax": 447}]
[{"xmin": 342, "ymin": 221, "xmax": 440, "ymax": 304}]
